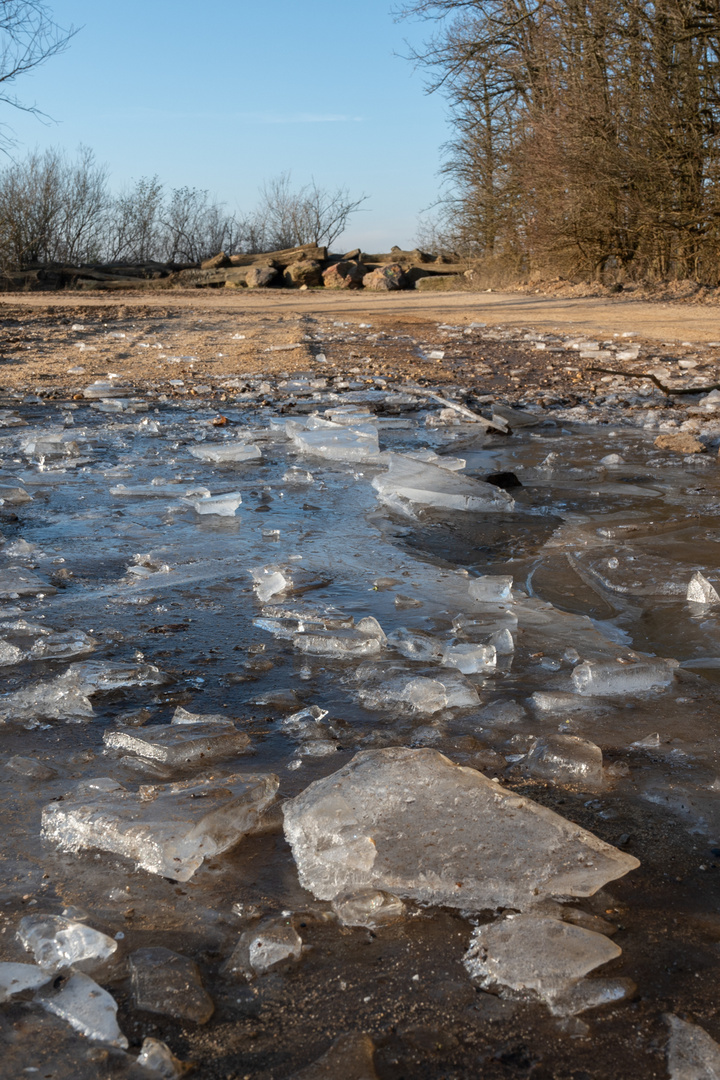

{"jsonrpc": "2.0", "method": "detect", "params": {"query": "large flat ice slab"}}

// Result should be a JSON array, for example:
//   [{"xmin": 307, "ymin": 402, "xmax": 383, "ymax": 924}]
[
  {"xmin": 372, "ymin": 454, "xmax": 514, "ymax": 516},
  {"xmin": 283, "ymin": 748, "xmax": 639, "ymax": 911},
  {"xmin": 42, "ymin": 771, "xmax": 279, "ymax": 881}
]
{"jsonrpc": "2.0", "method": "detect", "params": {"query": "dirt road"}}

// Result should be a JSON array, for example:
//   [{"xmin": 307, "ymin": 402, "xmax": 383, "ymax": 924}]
[{"xmin": 2, "ymin": 287, "xmax": 720, "ymax": 343}]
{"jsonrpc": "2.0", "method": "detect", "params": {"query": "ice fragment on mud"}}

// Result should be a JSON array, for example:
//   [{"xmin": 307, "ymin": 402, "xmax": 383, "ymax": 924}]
[
  {"xmin": 137, "ymin": 1037, "xmax": 187, "ymax": 1078},
  {"xmin": 332, "ymin": 889, "xmax": 406, "ymax": 928},
  {"xmin": 372, "ymin": 453, "xmax": 514, "ymax": 515},
  {"xmin": 225, "ymin": 917, "xmax": 303, "ymax": 977},
  {"xmin": 0, "ymin": 962, "xmax": 51, "ymax": 1002},
  {"xmin": 103, "ymin": 721, "xmax": 250, "ymax": 765},
  {"xmin": 571, "ymin": 658, "xmax": 675, "ymax": 695},
  {"xmin": 129, "ymin": 947, "xmax": 214, "ymax": 1023},
  {"xmin": 18, "ymin": 914, "xmax": 117, "ymax": 971},
  {"xmin": 687, "ymin": 571, "xmax": 720, "ymax": 605},
  {"xmin": 36, "ymin": 971, "xmax": 128, "ymax": 1048},
  {"xmin": 666, "ymin": 1014, "xmax": 720, "ymax": 1079},
  {"xmin": 463, "ymin": 914, "xmax": 624, "ymax": 1016},
  {"xmin": 524, "ymin": 734, "xmax": 603, "ymax": 789},
  {"xmin": 42, "ymin": 771, "xmax": 279, "ymax": 881},
  {"xmin": 283, "ymin": 748, "xmax": 639, "ymax": 911}
]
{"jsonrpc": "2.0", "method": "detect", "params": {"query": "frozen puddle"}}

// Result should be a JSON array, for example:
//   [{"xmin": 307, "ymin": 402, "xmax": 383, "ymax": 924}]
[{"xmin": 1, "ymin": 383, "xmax": 720, "ymax": 1075}]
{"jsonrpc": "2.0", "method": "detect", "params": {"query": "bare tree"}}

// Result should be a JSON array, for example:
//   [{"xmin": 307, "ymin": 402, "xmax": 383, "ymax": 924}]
[
  {"xmin": 0, "ymin": 2, "xmax": 76, "ymax": 135},
  {"xmin": 158, "ymin": 186, "xmax": 242, "ymax": 263},
  {"xmin": 105, "ymin": 176, "xmax": 163, "ymax": 263},
  {"xmin": 252, "ymin": 172, "xmax": 367, "ymax": 250}
]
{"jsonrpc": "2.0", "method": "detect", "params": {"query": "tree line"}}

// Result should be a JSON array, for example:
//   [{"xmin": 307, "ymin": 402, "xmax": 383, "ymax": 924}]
[
  {"xmin": 403, "ymin": 0, "xmax": 720, "ymax": 283},
  {"xmin": 0, "ymin": 147, "xmax": 366, "ymax": 269}
]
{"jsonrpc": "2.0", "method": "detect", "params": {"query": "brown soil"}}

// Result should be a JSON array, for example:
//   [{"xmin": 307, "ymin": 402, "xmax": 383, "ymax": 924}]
[{"xmin": 0, "ymin": 288, "xmax": 719, "ymax": 402}]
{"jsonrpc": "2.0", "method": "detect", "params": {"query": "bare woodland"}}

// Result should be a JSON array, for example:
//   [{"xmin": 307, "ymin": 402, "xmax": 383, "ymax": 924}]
[{"xmin": 403, "ymin": 0, "xmax": 720, "ymax": 284}]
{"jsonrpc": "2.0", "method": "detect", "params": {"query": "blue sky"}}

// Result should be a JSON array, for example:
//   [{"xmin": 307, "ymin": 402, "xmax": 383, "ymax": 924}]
[{"xmin": 2, "ymin": 1, "xmax": 451, "ymax": 250}]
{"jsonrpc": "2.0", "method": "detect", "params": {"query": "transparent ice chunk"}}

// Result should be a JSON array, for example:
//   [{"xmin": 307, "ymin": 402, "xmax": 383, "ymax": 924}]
[
  {"xmin": 332, "ymin": 889, "xmax": 405, "ymax": 928},
  {"xmin": 469, "ymin": 575, "xmax": 513, "ymax": 602},
  {"xmin": 572, "ymin": 659, "xmax": 675, "ymax": 696},
  {"xmin": 0, "ymin": 962, "xmax": 51, "ymax": 1002},
  {"xmin": 18, "ymin": 914, "xmax": 118, "ymax": 971},
  {"xmin": 358, "ymin": 673, "xmax": 479, "ymax": 714},
  {"xmin": 36, "ymin": 972, "xmax": 128, "ymax": 1048},
  {"xmin": 463, "ymin": 914, "xmax": 622, "ymax": 1015},
  {"xmin": 130, "ymin": 947, "xmax": 213, "ymax": 1023},
  {"xmin": 442, "ymin": 642, "xmax": 497, "ymax": 674},
  {"xmin": 283, "ymin": 748, "xmax": 639, "ymax": 910},
  {"xmin": 287, "ymin": 417, "xmax": 380, "ymax": 463},
  {"xmin": 136, "ymin": 1037, "xmax": 187, "ymax": 1078},
  {"xmin": 687, "ymin": 571, "xmax": 720, "ymax": 605},
  {"xmin": 182, "ymin": 490, "xmax": 242, "ymax": 516},
  {"xmin": 225, "ymin": 917, "xmax": 303, "ymax": 977},
  {"xmin": 42, "ymin": 771, "xmax": 279, "ymax": 881},
  {"xmin": 372, "ymin": 454, "xmax": 514, "ymax": 516},
  {"xmin": 524, "ymin": 734, "xmax": 603, "ymax": 789},
  {"xmin": 190, "ymin": 442, "xmax": 261, "ymax": 464},
  {"xmin": 666, "ymin": 1013, "xmax": 720, "ymax": 1079},
  {"xmin": 103, "ymin": 722, "xmax": 250, "ymax": 765},
  {"xmin": 0, "ymin": 568, "xmax": 56, "ymax": 598}
]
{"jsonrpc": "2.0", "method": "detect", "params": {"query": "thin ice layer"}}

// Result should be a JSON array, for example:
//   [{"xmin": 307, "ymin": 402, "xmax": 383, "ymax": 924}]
[
  {"xmin": 283, "ymin": 748, "xmax": 639, "ymax": 910},
  {"xmin": 42, "ymin": 771, "xmax": 279, "ymax": 881}
]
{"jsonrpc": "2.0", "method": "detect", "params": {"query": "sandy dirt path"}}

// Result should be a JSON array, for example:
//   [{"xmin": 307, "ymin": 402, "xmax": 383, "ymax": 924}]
[{"xmin": 2, "ymin": 287, "xmax": 720, "ymax": 342}]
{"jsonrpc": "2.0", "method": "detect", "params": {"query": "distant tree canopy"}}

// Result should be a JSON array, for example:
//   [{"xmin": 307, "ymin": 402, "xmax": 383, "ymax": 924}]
[
  {"xmin": 402, "ymin": 0, "xmax": 720, "ymax": 282},
  {"xmin": 0, "ymin": 149, "xmax": 367, "ymax": 269}
]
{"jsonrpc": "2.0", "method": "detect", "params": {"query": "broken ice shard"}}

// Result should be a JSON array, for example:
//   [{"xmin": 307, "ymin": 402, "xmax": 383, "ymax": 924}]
[
  {"xmin": 0, "ymin": 962, "xmax": 51, "ymax": 1002},
  {"xmin": 372, "ymin": 454, "xmax": 514, "ymax": 515},
  {"xmin": 666, "ymin": 1014, "xmax": 720, "ymax": 1079},
  {"xmin": 129, "ymin": 947, "xmax": 214, "ymax": 1023},
  {"xmin": 463, "ymin": 914, "xmax": 623, "ymax": 1016},
  {"xmin": 294, "ymin": 617, "xmax": 385, "ymax": 658},
  {"xmin": 225, "ymin": 917, "xmax": 303, "ymax": 978},
  {"xmin": 572, "ymin": 658, "xmax": 675, "ymax": 695},
  {"xmin": 524, "ymin": 734, "xmax": 603, "ymax": 789},
  {"xmin": 283, "ymin": 748, "xmax": 639, "ymax": 911},
  {"xmin": 190, "ymin": 441, "xmax": 261, "ymax": 464},
  {"xmin": 36, "ymin": 972, "xmax": 128, "ymax": 1048},
  {"xmin": 687, "ymin": 571, "xmax": 720, "ymax": 605},
  {"xmin": 137, "ymin": 1037, "xmax": 187, "ymax": 1078},
  {"xmin": 441, "ymin": 642, "xmax": 497, "ymax": 674},
  {"xmin": 17, "ymin": 914, "xmax": 117, "ymax": 971},
  {"xmin": 42, "ymin": 771, "xmax": 279, "ymax": 881},
  {"xmin": 468, "ymin": 575, "xmax": 513, "ymax": 602},
  {"xmin": 103, "ymin": 721, "xmax": 250, "ymax": 766},
  {"xmin": 331, "ymin": 889, "xmax": 406, "ymax": 928},
  {"xmin": 182, "ymin": 490, "xmax": 242, "ymax": 516},
  {"xmin": 286, "ymin": 417, "xmax": 380, "ymax": 463},
  {"xmin": 358, "ymin": 674, "xmax": 479, "ymax": 714}
]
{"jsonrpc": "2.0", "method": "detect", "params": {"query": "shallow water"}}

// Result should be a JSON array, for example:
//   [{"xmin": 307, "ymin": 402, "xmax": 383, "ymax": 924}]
[{"xmin": 1, "ymin": 392, "xmax": 720, "ymax": 1077}]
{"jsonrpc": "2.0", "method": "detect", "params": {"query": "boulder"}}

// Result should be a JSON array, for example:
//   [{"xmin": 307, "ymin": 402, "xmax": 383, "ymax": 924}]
[
  {"xmin": 284, "ymin": 260, "xmax": 323, "ymax": 288},
  {"xmin": 322, "ymin": 261, "xmax": 366, "ymax": 289},
  {"xmin": 362, "ymin": 263, "xmax": 406, "ymax": 291},
  {"xmin": 201, "ymin": 252, "xmax": 232, "ymax": 270},
  {"xmin": 246, "ymin": 265, "xmax": 278, "ymax": 289}
]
